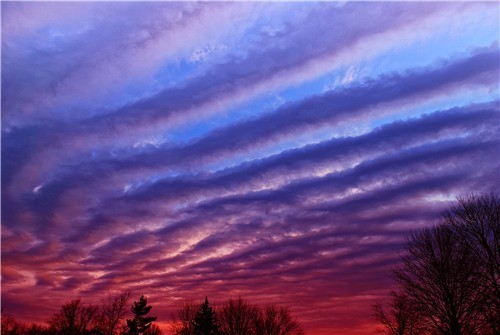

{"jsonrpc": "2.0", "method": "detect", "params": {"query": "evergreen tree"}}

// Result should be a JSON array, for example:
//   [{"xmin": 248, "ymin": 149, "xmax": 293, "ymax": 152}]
[
  {"xmin": 126, "ymin": 295, "xmax": 157, "ymax": 335},
  {"xmin": 192, "ymin": 297, "xmax": 220, "ymax": 335}
]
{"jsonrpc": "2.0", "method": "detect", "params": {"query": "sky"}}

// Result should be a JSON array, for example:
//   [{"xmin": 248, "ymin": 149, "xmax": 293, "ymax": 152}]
[{"xmin": 1, "ymin": 1, "xmax": 499, "ymax": 334}]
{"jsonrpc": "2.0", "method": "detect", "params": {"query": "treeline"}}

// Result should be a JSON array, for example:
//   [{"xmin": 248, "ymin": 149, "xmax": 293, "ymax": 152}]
[
  {"xmin": 170, "ymin": 297, "xmax": 304, "ymax": 335},
  {"xmin": 1, "ymin": 294, "xmax": 304, "ymax": 335},
  {"xmin": 373, "ymin": 194, "xmax": 499, "ymax": 335},
  {"xmin": 1, "ymin": 292, "xmax": 160, "ymax": 335}
]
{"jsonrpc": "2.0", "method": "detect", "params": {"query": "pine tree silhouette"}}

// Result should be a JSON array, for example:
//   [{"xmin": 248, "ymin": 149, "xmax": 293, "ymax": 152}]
[
  {"xmin": 192, "ymin": 297, "xmax": 220, "ymax": 335},
  {"xmin": 126, "ymin": 295, "xmax": 157, "ymax": 335}
]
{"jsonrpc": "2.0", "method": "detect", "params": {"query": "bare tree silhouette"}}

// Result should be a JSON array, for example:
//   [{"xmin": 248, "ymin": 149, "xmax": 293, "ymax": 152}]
[
  {"xmin": 393, "ymin": 225, "xmax": 487, "ymax": 335},
  {"xmin": 442, "ymin": 194, "xmax": 500, "ymax": 334},
  {"xmin": 256, "ymin": 305, "xmax": 304, "ymax": 335},
  {"xmin": 1, "ymin": 313, "xmax": 51, "ymax": 335},
  {"xmin": 372, "ymin": 291, "xmax": 427, "ymax": 335},
  {"xmin": 48, "ymin": 299, "xmax": 99, "ymax": 335},
  {"xmin": 170, "ymin": 300, "xmax": 198, "ymax": 335},
  {"xmin": 97, "ymin": 291, "xmax": 131, "ymax": 335},
  {"xmin": 218, "ymin": 297, "xmax": 260, "ymax": 335}
]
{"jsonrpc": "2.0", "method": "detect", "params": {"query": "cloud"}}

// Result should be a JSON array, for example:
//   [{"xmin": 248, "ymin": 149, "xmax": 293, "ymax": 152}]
[
  {"xmin": 4, "ymin": 1, "xmax": 482, "ymax": 199},
  {"xmin": 9, "ymin": 48, "xmax": 496, "ymax": 229}
]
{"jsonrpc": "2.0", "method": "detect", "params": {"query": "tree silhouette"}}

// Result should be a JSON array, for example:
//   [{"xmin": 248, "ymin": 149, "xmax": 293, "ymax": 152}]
[
  {"xmin": 1, "ymin": 313, "xmax": 52, "ymax": 335},
  {"xmin": 47, "ymin": 299, "xmax": 99, "ymax": 335},
  {"xmin": 170, "ymin": 298, "xmax": 304, "ymax": 335},
  {"xmin": 393, "ymin": 225, "xmax": 487, "ymax": 335},
  {"xmin": 193, "ymin": 297, "xmax": 221, "ymax": 335},
  {"xmin": 98, "ymin": 291, "xmax": 131, "ymax": 335},
  {"xmin": 170, "ymin": 300, "xmax": 198, "ymax": 335},
  {"xmin": 256, "ymin": 305, "xmax": 304, "ymax": 335},
  {"xmin": 2, "ymin": 313, "xmax": 29, "ymax": 335},
  {"xmin": 218, "ymin": 297, "xmax": 260, "ymax": 335},
  {"xmin": 442, "ymin": 194, "xmax": 500, "ymax": 334},
  {"xmin": 126, "ymin": 295, "xmax": 157, "ymax": 335},
  {"xmin": 372, "ymin": 291, "xmax": 426, "ymax": 335}
]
